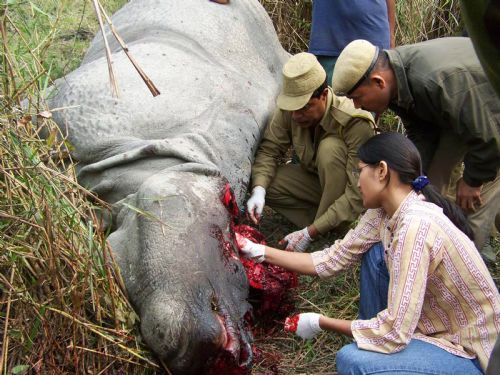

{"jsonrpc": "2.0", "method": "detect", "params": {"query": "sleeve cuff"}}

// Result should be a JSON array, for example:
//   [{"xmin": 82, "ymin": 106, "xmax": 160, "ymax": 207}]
[
  {"xmin": 462, "ymin": 173, "xmax": 484, "ymax": 188},
  {"xmin": 251, "ymin": 176, "xmax": 270, "ymax": 190},
  {"xmin": 350, "ymin": 320, "xmax": 361, "ymax": 343},
  {"xmin": 313, "ymin": 214, "xmax": 335, "ymax": 235}
]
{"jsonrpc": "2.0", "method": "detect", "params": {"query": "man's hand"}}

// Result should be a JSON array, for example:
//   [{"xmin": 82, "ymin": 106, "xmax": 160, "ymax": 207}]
[
  {"xmin": 246, "ymin": 186, "xmax": 266, "ymax": 224},
  {"xmin": 234, "ymin": 233, "xmax": 266, "ymax": 263},
  {"xmin": 456, "ymin": 178, "xmax": 482, "ymax": 212},
  {"xmin": 279, "ymin": 227, "xmax": 312, "ymax": 252},
  {"xmin": 284, "ymin": 313, "xmax": 322, "ymax": 339}
]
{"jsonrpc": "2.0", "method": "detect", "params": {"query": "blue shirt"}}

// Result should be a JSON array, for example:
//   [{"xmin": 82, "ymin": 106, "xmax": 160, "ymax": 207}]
[{"xmin": 309, "ymin": 0, "xmax": 391, "ymax": 57}]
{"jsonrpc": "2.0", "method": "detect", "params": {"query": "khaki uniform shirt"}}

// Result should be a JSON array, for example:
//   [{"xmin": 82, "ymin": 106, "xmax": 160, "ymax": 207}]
[
  {"xmin": 312, "ymin": 191, "xmax": 500, "ymax": 372},
  {"xmin": 251, "ymin": 88, "xmax": 375, "ymax": 233},
  {"xmin": 386, "ymin": 37, "xmax": 500, "ymax": 187}
]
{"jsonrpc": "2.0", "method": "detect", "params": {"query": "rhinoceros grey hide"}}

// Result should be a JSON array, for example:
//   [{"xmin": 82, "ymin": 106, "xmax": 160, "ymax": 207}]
[{"xmin": 47, "ymin": 0, "xmax": 289, "ymax": 373}]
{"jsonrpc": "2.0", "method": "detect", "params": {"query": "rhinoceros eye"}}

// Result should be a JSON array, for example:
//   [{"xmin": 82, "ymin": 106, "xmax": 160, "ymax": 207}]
[{"xmin": 211, "ymin": 293, "xmax": 218, "ymax": 312}]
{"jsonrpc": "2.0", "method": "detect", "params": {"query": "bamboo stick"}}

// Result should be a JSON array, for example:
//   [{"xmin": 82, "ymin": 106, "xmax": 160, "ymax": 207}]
[{"xmin": 98, "ymin": 2, "xmax": 160, "ymax": 97}]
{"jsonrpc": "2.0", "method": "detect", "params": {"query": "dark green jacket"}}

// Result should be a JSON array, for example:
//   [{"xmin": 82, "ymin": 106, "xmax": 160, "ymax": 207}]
[{"xmin": 387, "ymin": 37, "xmax": 500, "ymax": 187}]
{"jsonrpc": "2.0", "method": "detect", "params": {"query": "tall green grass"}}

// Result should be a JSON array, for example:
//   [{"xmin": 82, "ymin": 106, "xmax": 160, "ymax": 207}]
[{"xmin": 1, "ymin": 1, "xmax": 160, "ymax": 373}]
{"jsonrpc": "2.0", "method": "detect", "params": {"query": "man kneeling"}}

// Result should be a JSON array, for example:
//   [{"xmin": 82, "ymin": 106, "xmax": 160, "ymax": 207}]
[{"xmin": 247, "ymin": 52, "xmax": 375, "ymax": 250}]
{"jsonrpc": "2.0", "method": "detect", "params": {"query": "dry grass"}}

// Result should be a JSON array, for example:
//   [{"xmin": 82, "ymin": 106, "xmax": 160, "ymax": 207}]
[
  {"xmin": 242, "ymin": 209, "xmax": 356, "ymax": 374},
  {"xmin": 396, "ymin": 0, "xmax": 462, "ymax": 44},
  {"xmin": 259, "ymin": 0, "xmax": 312, "ymax": 54},
  {"xmin": 1, "ymin": 1, "xmax": 160, "ymax": 374},
  {"xmin": 0, "ymin": 116, "xmax": 161, "ymax": 373}
]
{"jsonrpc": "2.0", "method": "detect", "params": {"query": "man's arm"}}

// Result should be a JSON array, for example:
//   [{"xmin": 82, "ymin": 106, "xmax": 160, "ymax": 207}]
[
  {"xmin": 456, "ymin": 87, "xmax": 500, "ymax": 188},
  {"xmin": 386, "ymin": 0, "xmax": 396, "ymax": 48},
  {"xmin": 441, "ymin": 74, "xmax": 500, "ymax": 210},
  {"xmin": 247, "ymin": 108, "xmax": 292, "ymax": 223},
  {"xmin": 251, "ymin": 108, "xmax": 292, "ymax": 189}
]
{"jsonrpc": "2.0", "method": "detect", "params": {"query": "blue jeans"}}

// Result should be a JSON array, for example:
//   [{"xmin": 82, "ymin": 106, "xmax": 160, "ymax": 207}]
[{"xmin": 336, "ymin": 242, "xmax": 484, "ymax": 375}]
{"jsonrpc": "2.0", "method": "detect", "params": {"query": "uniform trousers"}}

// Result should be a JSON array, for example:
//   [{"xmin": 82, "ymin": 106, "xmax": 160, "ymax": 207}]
[
  {"xmin": 425, "ymin": 131, "xmax": 500, "ymax": 259},
  {"xmin": 265, "ymin": 135, "xmax": 348, "ymax": 230}
]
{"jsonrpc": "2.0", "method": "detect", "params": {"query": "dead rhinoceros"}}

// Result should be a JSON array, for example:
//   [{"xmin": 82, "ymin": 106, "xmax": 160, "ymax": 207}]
[{"xmin": 47, "ymin": 0, "xmax": 288, "ymax": 373}]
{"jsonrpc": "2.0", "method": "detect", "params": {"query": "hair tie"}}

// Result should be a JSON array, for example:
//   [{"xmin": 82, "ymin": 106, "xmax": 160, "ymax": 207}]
[{"xmin": 411, "ymin": 175, "xmax": 429, "ymax": 192}]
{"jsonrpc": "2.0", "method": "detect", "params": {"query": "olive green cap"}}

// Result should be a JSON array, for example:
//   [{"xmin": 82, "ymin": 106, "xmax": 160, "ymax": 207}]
[
  {"xmin": 277, "ymin": 52, "xmax": 326, "ymax": 111},
  {"xmin": 332, "ymin": 40, "xmax": 379, "ymax": 96}
]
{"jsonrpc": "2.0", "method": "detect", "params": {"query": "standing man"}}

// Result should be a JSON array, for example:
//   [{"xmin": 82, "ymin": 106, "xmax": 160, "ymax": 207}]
[
  {"xmin": 309, "ymin": 0, "xmax": 396, "ymax": 85},
  {"xmin": 247, "ymin": 52, "xmax": 375, "ymax": 251},
  {"xmin": 332, "ymin": 38, "xmax": 500, "ymax": 259}
]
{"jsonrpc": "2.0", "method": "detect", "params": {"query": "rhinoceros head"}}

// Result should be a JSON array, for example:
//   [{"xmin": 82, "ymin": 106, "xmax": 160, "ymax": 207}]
[{"xmin": 111, "ymin": 172, "xmax": 253, "ymax": 373}]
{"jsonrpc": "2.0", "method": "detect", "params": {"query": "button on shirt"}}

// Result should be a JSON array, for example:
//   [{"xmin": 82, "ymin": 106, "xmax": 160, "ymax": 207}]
[{"xmin": 311, "ymin": 191, "xmax": 500, "ymax": 371}]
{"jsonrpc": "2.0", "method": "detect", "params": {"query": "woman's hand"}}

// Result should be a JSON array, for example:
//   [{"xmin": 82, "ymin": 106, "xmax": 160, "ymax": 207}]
[
  {"xmin": 284, "ymin": 313, "xmax": 322, "ymax": 339},
  {"xmin": 235, "ymin": 233, "xmax": 317, "ymax": 275},
  {"xmin": 234, "ymin": 233, "xmax": 265, "ymax": 263},
  {"xmin": 285, "ymin": 313, "xmax": 354, "ymax": 339}
]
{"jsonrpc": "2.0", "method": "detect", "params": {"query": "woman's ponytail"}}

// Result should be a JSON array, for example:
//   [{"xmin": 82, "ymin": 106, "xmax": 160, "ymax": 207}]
[
  {"xmin": 420, "ymin": 183, "xmax": 474, "ymax": 240},
  {"xmin": 358, "ymin": 133, "xmax": 474, "ymax": 241}
]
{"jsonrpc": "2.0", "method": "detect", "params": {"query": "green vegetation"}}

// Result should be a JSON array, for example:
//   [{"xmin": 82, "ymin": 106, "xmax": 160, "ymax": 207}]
[
  {"xmin": 1, "ymin": 1, "xmax": 497, "ymax": 374},
  {"xmin": 1, "ymin": 1, "xmax": 160, "ymax": 373}
]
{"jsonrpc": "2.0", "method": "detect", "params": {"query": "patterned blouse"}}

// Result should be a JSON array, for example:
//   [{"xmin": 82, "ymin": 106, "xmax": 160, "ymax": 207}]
[{"xmin": 311, "ymin": 191, "xmax": 500, "ymax": 371}]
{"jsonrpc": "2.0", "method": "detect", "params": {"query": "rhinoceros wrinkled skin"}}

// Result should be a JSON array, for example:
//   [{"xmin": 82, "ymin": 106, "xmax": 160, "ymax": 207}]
[{"xmin": 48, "ymin": 0, "xmax": 288, "ymax": 373}]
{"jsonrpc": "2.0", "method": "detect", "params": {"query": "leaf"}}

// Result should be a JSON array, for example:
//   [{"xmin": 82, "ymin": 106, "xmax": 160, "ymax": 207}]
[
  {"xmin": 46, "ymin": 128, "xmax": 57, "ymax": 147},
  {"xmin": 128, "ymin": 311, "xmax": 139, "ymax": 325},
  {"xmin": 63, "ymin": 139, "xmax": 75, "ymax": 152},
  {"xmin": 16, "ymin": 116, "xmax": 31, "ymax": 127},
  {"xmin": 11, "ymin": 365, "xmax": 30, "ymax": 374},
  {"xmin": 38, "ymin": 110, "xmax": 52, "ymax": 119},
  {"xmin": 115, "ymin": 308, "xmax": 126, "ymax": 323},
  {"xmin": 29, "ymin": 2, "xmax": 51, "ymax": 18}
]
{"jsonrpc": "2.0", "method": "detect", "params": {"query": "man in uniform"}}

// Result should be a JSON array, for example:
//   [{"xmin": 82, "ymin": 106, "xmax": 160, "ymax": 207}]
[
  {"xmin": 332, "ymin": 38, "xmax": 500, "ymax": 260},
  {"xmin": 247, "ymin": 52, "xmax": 375, "ymax": 251}
]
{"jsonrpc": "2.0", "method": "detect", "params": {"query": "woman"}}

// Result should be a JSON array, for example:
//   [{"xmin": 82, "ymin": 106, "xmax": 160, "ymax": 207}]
[{"xmin": 238, "ymin": 132, "xmax": 499, "ymax": 374}]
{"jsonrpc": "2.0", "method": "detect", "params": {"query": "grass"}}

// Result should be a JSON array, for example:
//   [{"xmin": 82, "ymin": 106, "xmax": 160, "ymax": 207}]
[
  {"xmin": 1, "ymin": 1, "xmax": 497, "ymax": 374},
  {"xmin": 0, "ymin": 111, "xmax": 160, "ymax": 374},
  {"xmin": 249, "ymin": 210, "xmax": 360, "ymax": 374},
  {"xmin": 1, "ymin": 1, "xmax": 160, "ymax": 374}
]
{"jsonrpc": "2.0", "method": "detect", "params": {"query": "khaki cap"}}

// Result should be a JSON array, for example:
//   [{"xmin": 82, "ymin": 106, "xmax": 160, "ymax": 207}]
[
  {"xmin": 277, "ymin": 52, "xmax": 326, "ymax": 111},
  {"xmin": 332, "ymin": 40, "xmax": 379, "ymax": 96}
]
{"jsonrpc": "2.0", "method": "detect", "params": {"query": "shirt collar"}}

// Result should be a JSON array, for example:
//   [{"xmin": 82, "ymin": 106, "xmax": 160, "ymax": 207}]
[
  {"xmin": 319, "ymin": 88, "xmax": 333, "ymax": 129},
  {"xmin": 386, "ymin": 49, "xmax": 414, "ymax": 111},
  {"xmin": 386, "ymin": 190, "xmax": 421, "ymax": 232}
]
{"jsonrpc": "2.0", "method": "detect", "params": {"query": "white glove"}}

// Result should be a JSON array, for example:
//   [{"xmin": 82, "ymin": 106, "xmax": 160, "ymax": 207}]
[
  {"xmin": 282, "ymin": 227, "xmax": 312, "ymax": 252},
  {"xmin": 285, "ymin": 313, "xmax": 322, "ymax": 339},
  {"xmin": 246, "ymin": 186, "xmax": 266, "ymax": 224},
  {"xmin": 234, "ymin": 233, "xmax": 266, "ymax": 263}
]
